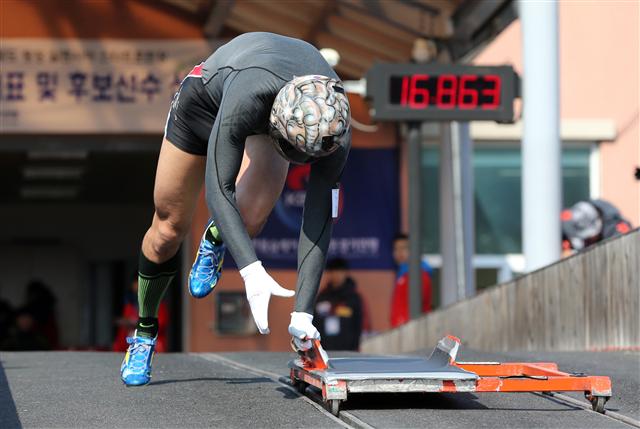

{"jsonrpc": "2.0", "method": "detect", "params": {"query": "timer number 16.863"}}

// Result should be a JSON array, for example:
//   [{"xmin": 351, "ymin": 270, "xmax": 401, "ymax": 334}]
[{"xmin": 391, "ymin": 74, "xmax": 502, "ymax": 110}]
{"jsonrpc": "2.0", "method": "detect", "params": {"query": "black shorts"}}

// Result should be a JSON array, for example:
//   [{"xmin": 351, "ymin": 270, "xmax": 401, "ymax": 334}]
[{"xmin": 163, "ymin": 71, "xmax": 217, "ymax": 156}]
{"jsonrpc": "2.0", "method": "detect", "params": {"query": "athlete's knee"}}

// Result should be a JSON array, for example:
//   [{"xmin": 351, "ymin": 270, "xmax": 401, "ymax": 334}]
[
  {"xmin": 151, "ymin": 208, "xmax": 188, "ymax": 251},
  {"xmin": 156, "ymin": 221, "xmax": 184, "ymax": 245}
]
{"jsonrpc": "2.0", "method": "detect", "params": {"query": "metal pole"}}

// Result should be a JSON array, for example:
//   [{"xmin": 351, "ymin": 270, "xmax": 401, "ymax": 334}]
[
  {"xmin": 408, "ymin": 123, "xmax": 423, "ymax": 319},
  {"xmin": 520, "ymin": 0, "xmax": 561, "ymax": 271},
  {"xmin": 440, "ymin": 122, "xmax": 475, "ymax": 306},
  {"xmin": 458, "ymin": 122, "xmax": 475, "ymax": 299}
]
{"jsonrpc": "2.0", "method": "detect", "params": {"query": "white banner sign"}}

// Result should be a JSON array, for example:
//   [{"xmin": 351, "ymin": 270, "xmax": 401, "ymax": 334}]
[{"xmin": 0, "ymin": 39, "xmax": 218, "ymax": 133}]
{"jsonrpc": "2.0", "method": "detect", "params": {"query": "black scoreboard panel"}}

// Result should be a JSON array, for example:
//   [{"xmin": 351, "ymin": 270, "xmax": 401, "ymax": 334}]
[{"xmin": 366, "ymin": 63, "xmax": 518, "ymax": 123}]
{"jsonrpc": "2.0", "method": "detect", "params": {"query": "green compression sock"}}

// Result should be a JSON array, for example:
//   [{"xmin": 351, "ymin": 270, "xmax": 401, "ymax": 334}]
[
  {"xmin": 137, "ymin": 251, "xmax": 178, "ymax": 338},
  {"xmin": 136, "ymin": 317, "xmax": 158, "ymax": 338}
]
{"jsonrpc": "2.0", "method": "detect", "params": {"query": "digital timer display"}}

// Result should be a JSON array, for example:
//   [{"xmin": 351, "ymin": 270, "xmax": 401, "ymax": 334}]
[
  {"xmin": 389, "ymin": 74, "xmax": 501, "ymax": 110},
  {"xmin": 366, "ymin": 63, "xmax": 518, "ymax": 122}
]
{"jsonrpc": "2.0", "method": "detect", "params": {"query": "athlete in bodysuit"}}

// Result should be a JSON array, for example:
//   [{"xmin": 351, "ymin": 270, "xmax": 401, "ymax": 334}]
[{"xmin": 120, "ymin": 32, "xmax": 351, "ymax": 386}]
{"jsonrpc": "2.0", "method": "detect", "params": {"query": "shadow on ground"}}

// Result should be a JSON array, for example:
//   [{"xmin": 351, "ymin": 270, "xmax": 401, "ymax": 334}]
[
  {"xmin": 0, "ymin": 359, "xmax": 21, "ymax": 429},
  {"xmin": 150, "ymin": 376, "xmax": 272, "ymax": 386}
]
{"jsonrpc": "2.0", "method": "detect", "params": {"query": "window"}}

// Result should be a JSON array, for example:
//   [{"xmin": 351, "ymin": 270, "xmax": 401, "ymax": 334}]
[
  {"xmin": 421, "ymin": 143, "xmax": 592, "ymax": 254},
  {"xmin": 424, "ymin": 266, "xmax": 500, "ymax": 308}
]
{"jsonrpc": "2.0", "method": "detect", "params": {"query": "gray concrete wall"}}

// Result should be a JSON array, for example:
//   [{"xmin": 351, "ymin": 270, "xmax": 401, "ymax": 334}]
[{"xmin": 361, "ymin": 229, "xmax": 640, "ymax": 354}]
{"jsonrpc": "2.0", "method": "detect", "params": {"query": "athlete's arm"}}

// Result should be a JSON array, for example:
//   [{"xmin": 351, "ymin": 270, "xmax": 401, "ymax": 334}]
[
  {"xmin": 294, "ymin": 133, "xmax": 351, "ymax": 314},
  {"xmin": 204, "ymin": 70, "xmax": 264, "ymax": 270},
  {"xmin": 205, "ymin": 70, "xmax": 294, "ymax": 335}
]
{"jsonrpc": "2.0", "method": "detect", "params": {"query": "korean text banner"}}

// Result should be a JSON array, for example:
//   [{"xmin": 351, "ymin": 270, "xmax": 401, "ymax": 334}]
[
  {"xmin": 247, "ymin": 148, "xmax": 399, "ymax": 270},
  {"xmin": 0, "ymin": 39, "xmax": 217, "ymax": 133}
]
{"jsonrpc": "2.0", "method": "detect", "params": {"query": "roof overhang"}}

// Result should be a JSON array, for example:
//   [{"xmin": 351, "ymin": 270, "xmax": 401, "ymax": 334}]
[{"xmin": 150, "ymin": 0, "xmax": 518, "ymax": 79}]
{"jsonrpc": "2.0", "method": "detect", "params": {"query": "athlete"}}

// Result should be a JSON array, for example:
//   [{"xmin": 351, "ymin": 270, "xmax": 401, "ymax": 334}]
[
  {"xmin": 120, "ymin": 32, "xmax": 351, "ymax": 386},
  {"xmin": 561, "ymin": 199, "xmax": 632, "ymax": 255}
]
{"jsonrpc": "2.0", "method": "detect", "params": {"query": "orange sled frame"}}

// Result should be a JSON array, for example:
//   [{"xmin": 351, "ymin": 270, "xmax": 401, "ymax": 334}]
[{"xmin": 289, "ymin": 336, "xmax": 612, "ymax": 416}]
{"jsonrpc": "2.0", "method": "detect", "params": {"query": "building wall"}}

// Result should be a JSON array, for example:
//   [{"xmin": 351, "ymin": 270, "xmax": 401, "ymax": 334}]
[
  {"xmin": 473, "ymin": 2, "xmax": 640, "ymax": 224},
  {"xmin": 2, "ymin": 1, "xmax": 401, "ymax": 351},
  {"xmin": 12, "ymin": 1, "xmax": 631, "ymax": 352},
  {"xmin": 0, "ymin": 0, "xmax": 206, "ymax": 350}
]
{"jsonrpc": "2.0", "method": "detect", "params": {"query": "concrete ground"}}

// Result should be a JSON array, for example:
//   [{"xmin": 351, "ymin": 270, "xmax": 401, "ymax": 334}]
[{"xmin": 1, "ymin": 347, "xmax": 638, "ymax": 428}]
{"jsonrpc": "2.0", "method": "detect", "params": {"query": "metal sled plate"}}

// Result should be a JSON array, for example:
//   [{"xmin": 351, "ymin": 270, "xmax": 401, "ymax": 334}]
[
  {"xmin": 289, "ymin": 335, "xmax": 477, "ymax": 386},
  {"xmin": 289, "ymin": 356, "xmax": 478, "ymax": 383}
]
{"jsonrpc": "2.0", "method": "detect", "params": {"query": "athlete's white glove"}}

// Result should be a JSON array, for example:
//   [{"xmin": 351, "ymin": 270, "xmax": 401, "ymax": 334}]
[
  {"xmin": 240, "ymin": 260, "xmax": 295, "ymax": 334},
  {"xmin": 288, "ymin": 312, "xmax": 321, "ymax": 350}
]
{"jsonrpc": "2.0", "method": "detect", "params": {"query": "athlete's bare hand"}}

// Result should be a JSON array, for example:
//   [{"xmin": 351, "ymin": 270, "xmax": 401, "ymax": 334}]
[{"xmin": 240, "ymin": 261, "xmax": 295, "ymax": 334}]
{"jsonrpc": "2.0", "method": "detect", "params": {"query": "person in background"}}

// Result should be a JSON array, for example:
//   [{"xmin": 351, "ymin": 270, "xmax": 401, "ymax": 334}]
[
  {"xmin": 1, "ymin": 309, "xmax": 50, "ymax": 351},
  {"xmin": 391, "ymin": 233, "xmax": 432, "ymax": 328},
  {"xmin": 0, "ymin": 308, "xmax": 52, "ymax": 351},
  {"xmin": 561, "ymin": 199, "xmax": 633, "ymax": 256},
  {"xmin": 313, "ymin": 258, "xmax": 366, "ymax": 351},
  {"xmin": 22, "ymin": 280, "xmax": 59, "ymax": 349},
  {"xmin": 113, "ymin": 275, "xmax": 168, "ymax": 353}
]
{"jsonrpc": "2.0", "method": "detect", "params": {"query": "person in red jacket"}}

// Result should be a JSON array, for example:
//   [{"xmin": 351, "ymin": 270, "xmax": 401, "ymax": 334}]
[{"xmin": 390, "ymin": 233, "xmax": 432, "ymax": 328}]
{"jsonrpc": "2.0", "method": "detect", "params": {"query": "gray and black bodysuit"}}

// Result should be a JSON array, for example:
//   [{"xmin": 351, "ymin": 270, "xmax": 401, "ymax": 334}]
[{"xmin": 164, "ymin": 32, "xmax": 350, "ymax": 313}]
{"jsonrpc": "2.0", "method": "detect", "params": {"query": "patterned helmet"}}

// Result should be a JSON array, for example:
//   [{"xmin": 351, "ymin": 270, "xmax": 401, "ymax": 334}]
[
  {"xmin": 269, "ymin": 75, "xmax": 351, "ymax": 164},
  {"xmin": 561, "ymin": 201, "xmax": 603, "ymax": 250}
]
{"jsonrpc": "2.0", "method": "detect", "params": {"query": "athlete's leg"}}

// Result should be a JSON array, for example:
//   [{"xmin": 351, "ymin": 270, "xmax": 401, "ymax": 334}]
[
  {"xmin": 138, "ymin": 138, "xmax": 206, "ymax": 323},
  {"xmin": 142, "ymin": 138, "xmax": 206, "ymax": 263},
  {"xmin": 122, "ymin": 138, "xmax": 205, "ymax": 386},
  {"xmin": 235, "ymin": 134, "xmax": 289, "ymax": 237}
]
